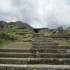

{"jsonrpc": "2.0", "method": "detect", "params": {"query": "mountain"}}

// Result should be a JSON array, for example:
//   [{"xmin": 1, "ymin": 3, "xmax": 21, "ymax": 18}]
[
  {"xmin": 9, "ymin": 21, "xmax": 32, "ymax": 29},
  {"xmin": 0, "ymin": 21, "xmax": 7, "ymax": 26}
]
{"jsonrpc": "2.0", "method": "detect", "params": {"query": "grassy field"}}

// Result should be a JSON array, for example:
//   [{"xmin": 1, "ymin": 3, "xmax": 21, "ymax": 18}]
[
  {"xmin": 0, "ymin": 24, "xmax": 70, "ymax": 47},
  {"xmin": 53, "ymin": 39, "xmax": 70, "ymax": 46},
  {"xmin": 0, "ymin": 26, "xmax": 32, "ymax": 47}
]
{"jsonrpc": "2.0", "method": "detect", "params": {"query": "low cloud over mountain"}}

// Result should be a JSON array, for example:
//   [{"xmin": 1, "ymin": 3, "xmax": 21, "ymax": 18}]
[{"xmin": 0, "ymin": 0, "xmax": 70, "ymax": 28}]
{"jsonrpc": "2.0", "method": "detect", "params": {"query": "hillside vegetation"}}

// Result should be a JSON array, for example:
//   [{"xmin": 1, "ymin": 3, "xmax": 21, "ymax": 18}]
[
  {"xmin": 0, "ymin": 21, "xmax": 70, "ymax": 46},
  {"xmin": 0, "ymin": 21, "xmax": 33, "ymax": 46}
]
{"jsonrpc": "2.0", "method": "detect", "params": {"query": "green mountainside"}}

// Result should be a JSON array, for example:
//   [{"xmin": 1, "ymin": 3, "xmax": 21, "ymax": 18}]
[
  {"xmin": 0, "ymin": 21, "xmax": 70, "ymax": 47},
  {"xmin": 0, "ymin": 21, "xmax": 33, "ymax": 46}
]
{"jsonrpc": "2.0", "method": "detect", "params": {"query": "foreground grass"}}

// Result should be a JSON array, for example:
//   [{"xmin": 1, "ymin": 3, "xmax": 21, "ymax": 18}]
[
  {"xmin": 0, "ymin": 27, "xmax": 20, "ymax": 47},
  {"xmin": 0, "ymin": 27, "xmax": 32, "ymax": 47},
  {"xmin": 53, "ymin": 39, "xmax": 70, "ymax": 46},
  {"xmin": 0, "ymin": 39, "xmax": 18, "ymax": 47}
]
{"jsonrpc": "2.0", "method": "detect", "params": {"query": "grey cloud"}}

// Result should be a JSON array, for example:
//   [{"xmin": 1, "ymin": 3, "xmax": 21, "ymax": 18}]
[{"xmin": 0, "ymin": 0, "xmax": 70, "ymax": 28}]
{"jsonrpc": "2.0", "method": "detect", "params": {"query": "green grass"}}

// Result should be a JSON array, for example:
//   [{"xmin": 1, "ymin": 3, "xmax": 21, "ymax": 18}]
[
  {"xmin": 0, "ymin": 39, "xmax": 17, "ymax": 47},
  {"xmin": 0, "ymin": 27, "xmax": 19, "ymax": 46},
  {"xmin": 44, "ymin": 31, "xmax": 52, "ymax": 36},
  {"xmin": 1, "ymin": 26, "xmax": 70, "ymax": 47},
  {"xmin": 0, "ymin": 27, "xmax": 33, "ymax": 46},
  {"xmin": 53, "ymin": 39, "xmax": 70, "ymax": 46}
]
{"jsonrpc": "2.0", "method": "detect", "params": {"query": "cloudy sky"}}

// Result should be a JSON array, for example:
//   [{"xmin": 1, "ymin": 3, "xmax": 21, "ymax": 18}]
[{"xmin": 0, "ymin": 0, "xmax": 70, "ymax": 28}]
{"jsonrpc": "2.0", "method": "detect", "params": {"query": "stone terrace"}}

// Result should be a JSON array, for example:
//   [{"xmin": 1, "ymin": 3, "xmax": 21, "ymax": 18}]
[{"xmin": 0, "ymin": 29, "xmax": 70, "ymax": 70}]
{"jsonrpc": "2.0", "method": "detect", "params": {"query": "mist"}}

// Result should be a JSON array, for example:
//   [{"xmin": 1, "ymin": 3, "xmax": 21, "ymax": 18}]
[{"xmin": 0, "ymin": 0, "xmax": 70, "ymax": 28}]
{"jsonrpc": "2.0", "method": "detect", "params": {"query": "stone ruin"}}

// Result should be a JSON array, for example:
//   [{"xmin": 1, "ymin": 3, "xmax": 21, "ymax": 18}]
[{"xmin": 0, "ymin": 29, "xmax": 70, "ymax": 70}]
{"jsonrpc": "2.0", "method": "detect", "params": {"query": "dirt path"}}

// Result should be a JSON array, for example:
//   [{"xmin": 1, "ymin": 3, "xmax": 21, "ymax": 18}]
[{"xmin": 0, "ymin": 42, "xmax": 32, "ymax": 49}]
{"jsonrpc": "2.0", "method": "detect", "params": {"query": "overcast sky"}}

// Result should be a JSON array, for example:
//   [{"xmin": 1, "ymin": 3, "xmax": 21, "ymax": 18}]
[{"xmin": 0, "ymin": 0, "xmax": 70, "ymax": 28}]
